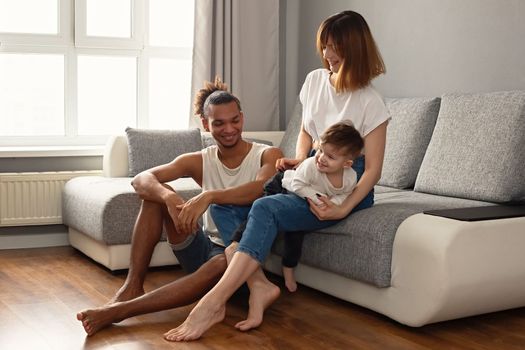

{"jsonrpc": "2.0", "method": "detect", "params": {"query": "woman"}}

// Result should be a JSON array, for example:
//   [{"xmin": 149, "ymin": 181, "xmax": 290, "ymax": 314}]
[{"xmin": 165, "ymin": 10, "xmax": 389, "ymax": 341}]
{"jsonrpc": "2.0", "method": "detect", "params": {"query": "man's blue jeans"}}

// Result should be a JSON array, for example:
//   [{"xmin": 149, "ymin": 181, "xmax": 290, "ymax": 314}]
[{"xmin": 209, "ymin": 204, "xmax": 252, "ymax": 247}]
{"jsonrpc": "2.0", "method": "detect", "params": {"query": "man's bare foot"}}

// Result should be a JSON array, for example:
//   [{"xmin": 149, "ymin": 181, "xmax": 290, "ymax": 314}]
[
  {"xmin": 235, "ymin": 279, "xmax": 280, "ymax": 331},
  {"xmin": 163, "ymin": 298, "xmax": 225, "ymax": 342},
  {"xmin": 282, "ymin": 266, "xmax": 297, "ymax": 292},
  {"xmin": 109, "ymin": 283, "xmax": 145, "ymax": 304},
  {"xmin": 76, "ymin": 303, "xmax": 125, "ymax": 336}
]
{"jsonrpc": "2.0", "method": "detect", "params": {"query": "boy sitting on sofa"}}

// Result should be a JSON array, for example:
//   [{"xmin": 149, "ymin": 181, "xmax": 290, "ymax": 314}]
[{"xmin": 229, "ymin": 120, "xmax": 364, "ymax": 293}]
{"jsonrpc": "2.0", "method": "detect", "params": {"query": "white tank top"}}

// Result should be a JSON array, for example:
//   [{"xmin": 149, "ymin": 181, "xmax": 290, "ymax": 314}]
[{"xmin": 201, "ymin": 142, "xmax": 269, "ymax": 244}]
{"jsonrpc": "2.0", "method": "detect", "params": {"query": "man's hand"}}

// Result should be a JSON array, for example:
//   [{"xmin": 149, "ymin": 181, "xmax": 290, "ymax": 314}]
[
  {"xmin": 276, "ymin": 157, "xmax": 304, "ymax": 171},
  {"xmin": 163, "ymin": 190, "xmax": 185, "ymax": 232},
  {"xmin": 307, "ymin": 195, "xmax": 347, "ymax": 221},
  {"xmin": 175, "ymin": 192, "xmax": 213, "ymax": 235}
]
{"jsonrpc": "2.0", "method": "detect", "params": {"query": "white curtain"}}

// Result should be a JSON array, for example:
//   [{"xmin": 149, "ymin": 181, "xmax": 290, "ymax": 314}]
[{"xmin": 190, "ymin": 0, "xmax": 280, "ymax": 131}]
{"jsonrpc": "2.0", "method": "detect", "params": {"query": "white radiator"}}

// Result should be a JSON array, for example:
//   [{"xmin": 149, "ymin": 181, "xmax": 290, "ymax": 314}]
[{"xmin": 0, "ymin": 171, "xmax": 101, "ymax": 227}]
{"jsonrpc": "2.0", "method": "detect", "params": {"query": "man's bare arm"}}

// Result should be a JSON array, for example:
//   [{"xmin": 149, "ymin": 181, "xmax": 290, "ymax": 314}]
[
  {"xmin": 131, "ymin": 151, "xmax": 203, "ymax": 205},
  {"xmin": 175, "ymin": 147, "xmax": 283, "ymax": 234},
  {"xmin": 207, "ymin": 146, "xmax": 283, "ymax": 205}
]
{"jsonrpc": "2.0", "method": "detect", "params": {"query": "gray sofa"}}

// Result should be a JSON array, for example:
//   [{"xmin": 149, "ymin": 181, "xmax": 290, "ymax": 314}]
[{"xmin": 63, "ymin": 90, "xmax": 525, "ymax": 327}]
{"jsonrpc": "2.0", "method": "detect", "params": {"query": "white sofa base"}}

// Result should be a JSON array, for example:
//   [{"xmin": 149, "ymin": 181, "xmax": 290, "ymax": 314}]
[
  {"xmin": 68, "ymin": 228, "xmax": 178, "ymax": 271},
  {"xmin": 265, "ymin": 213, "xmax": 525, "ymax": 327}
]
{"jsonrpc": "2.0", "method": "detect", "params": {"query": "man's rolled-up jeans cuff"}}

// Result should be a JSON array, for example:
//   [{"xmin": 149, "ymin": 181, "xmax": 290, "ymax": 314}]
[
  {"xmin": 167, "ymin": 234, "xmax": 196, "ymax": 251},
  {"xmin": 236, "ymin": 245, "xmax": 264, "ymax": 265}
]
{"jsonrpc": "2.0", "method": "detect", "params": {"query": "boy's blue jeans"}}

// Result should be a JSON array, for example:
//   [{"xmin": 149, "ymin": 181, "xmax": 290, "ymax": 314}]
[{"xmin": 210, "ymin": 156, "xmax": 373, "ymax": 264}]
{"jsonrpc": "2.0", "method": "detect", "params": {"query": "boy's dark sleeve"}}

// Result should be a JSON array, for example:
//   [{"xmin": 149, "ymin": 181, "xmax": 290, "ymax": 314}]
[{"xmin": 263, "ymin": 171, "xmax": 287, "ymax": 196}]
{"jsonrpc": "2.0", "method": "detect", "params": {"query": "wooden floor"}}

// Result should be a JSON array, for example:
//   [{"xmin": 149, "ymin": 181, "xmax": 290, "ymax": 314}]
[{"xmin": 1, "ymin": 247, "xmax": 524, "ymax": 350}]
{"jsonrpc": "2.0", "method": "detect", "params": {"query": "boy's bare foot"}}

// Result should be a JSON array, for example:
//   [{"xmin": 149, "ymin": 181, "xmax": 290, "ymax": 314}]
[
  {"xmin": 109, "ymin": 283, "xmax": 145, "ymax": 304},
  {"xmin": 282, "ymin": 266, "xmax": 297, "ymax": 292},
  {"xmin": 76, "ymin": 303, "xmax": 125, "ymax": 336},
  {"xmin": 235, "ymin": 278, "xmax": 280, "ymax": 331},
  {"xmin": 163, "ymin": 297, "xmax": 225, "ymax": 342}
]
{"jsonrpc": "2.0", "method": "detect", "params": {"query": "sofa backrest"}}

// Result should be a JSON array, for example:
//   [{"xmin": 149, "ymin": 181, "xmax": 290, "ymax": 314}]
[
  {"xmin": 103, "ymin": 128, "xmax": 204, "ymax": 178},
  {"xmin": 378, "ymin": 97, "xmax": 441, "ymax": 189},
  {"xmin": 414, "ymin": 90, "xmax": 525, "ymax": 203},
  {"xmin": 125, "ymin": 127, "xmax": 203, "ymax": 177},
  {"xmin": 279, "ymin": 91, "xmax": 525, "ymax": 203},
  {"xmin": 279, "ymin": 98, "xmax": 303, "ymax": 158}
]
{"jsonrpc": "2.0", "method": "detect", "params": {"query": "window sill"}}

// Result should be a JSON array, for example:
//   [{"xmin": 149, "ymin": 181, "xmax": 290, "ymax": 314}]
[{"xmin": 0, "ymin": 146, "xmax": 105, "ymax": 158}]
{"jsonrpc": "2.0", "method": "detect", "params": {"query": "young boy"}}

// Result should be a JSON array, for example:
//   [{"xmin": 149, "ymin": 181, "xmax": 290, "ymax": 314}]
[{"xmin": 231, "ymin": 120, "xmax": 364, "ymax": 292}]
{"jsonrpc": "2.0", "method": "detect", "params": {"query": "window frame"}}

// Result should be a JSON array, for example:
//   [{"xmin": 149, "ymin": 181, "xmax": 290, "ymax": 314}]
[
  {"xmin": 0, "ymin": 0, "xmax": 193, "ymax": 147},
  {"xmin": 74, "ymin": 0, "xmax": 144, "ymax": 50},
  {"xmin": 0, "ymin": 0, "xmax": 72, "ymax": 46}
]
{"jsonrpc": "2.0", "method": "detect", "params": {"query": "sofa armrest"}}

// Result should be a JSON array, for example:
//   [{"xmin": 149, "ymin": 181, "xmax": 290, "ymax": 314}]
[
  {"xmin": 103, "ymin": 135, "xmax": 129, "ymax": 177},
  {"xmin": 390, "ymin": 213, "xmax": 525, "ymax": 326}
]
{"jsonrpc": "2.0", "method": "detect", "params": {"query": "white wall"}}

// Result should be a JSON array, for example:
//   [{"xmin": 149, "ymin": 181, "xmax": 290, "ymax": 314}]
[{"xmin": 284, "ymin": 0, "xmax": 525, "ymax": 121}]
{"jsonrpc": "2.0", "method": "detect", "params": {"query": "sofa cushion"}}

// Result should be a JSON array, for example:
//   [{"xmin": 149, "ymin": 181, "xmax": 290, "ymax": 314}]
[
  {"xmin": 126, "ymin": 127, "xmax": 203, "ymax": 177},
  {"xmin": 271, "ymin": 190, "xmax": 491, "ymax": 287},
  {"xmin": 378, "ymin": 97, "xmax": 441, "ymax": 189},
  {"xmin": 279, "ymin": 99, "xmax": 303, "ymax": 158},
  {"xmin": 374, "ymin": 185, "xmax": 409, "ymax": 194},
  {"xmin": 414, "ymin": 91, "xmax": 525, "ymax": 203},
  {"xmin": 63, "ymin": 176, "xmax": 202, "ymax": 245}
]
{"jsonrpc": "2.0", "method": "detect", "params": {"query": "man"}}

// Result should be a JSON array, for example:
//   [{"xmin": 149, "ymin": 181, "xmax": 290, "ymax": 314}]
[{"xmin": 76, "ymin": 78, "xmax": 282, "ymax": 337}]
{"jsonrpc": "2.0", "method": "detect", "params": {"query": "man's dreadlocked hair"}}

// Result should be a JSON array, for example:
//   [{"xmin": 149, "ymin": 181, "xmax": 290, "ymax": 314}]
[{"xmin": 193, "ymin": 76, "xmax": 230, "ymax": 118}]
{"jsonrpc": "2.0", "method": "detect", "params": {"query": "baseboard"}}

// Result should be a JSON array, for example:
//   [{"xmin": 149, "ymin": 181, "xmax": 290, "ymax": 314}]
[{"xmin": 0, "ymin": 230, "xmax": 69, "ymax": 249}]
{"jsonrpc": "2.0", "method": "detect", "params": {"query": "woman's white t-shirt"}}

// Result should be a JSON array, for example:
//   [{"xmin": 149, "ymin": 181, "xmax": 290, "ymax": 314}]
[{"xmin": 299, "ymin": 68, "xmax": 390, "ymax": 142}]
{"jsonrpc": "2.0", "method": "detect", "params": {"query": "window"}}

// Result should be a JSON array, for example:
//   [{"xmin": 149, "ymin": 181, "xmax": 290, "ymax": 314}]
[{"xmin": 0, "ymin": 0, "xmax": 194, "ymax": 146}]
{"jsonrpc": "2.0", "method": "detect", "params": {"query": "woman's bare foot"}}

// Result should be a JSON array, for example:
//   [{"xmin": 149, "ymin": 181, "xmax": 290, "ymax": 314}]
[
  {"xmin": 109, "ymin": 283, "xmax": 145, "ymax": 304},
  {"xmin": 282, "ymin": 266, "xmax": 297, "ymax": 292},
  {"xmin": 163, "ymin": 298, "xmax": 225, "ymax": 342},
  {"xmin": 76, "ymin": 303, "xmax": 125, "ymax": 336},
  {"xmin": 235, "ymin": 279, "xmax": 280, "ymax": 331}
]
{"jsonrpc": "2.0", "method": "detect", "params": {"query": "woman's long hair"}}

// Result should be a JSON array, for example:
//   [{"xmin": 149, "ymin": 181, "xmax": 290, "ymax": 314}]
[{"xmin": 317, "ymin": 11, "xmax": 386, "ymax": 92}]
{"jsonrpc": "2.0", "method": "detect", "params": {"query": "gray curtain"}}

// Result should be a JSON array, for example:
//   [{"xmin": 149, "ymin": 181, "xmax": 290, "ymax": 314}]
[{"xmin": 190, "ymin": 0, "xmax": 280, "ymax": 131}]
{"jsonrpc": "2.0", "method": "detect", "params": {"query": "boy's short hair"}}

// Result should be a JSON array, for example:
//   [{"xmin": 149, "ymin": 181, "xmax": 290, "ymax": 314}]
[{"xmin": 320, "ymin": 121, "xmax": 364, "ymax": 159}]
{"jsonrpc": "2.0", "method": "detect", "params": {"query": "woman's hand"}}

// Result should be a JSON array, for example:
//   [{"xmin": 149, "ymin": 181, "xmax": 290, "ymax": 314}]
[
  {"xmin": 275, "ymin": 157, "xmax": 304, "ymax": 171},
  {"xmin": 307, "ymin": 196, "xmax": 348, "ymax": 221}
]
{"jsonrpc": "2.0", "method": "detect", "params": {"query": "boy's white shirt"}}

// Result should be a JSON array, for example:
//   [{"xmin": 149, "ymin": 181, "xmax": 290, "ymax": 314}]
[{"xmin": 281, "ymin": 157, "xmax": 357, "ymax": 205}]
